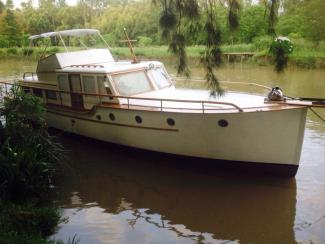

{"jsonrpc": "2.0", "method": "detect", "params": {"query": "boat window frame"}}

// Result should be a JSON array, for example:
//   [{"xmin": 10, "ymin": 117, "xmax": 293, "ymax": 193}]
[
  {"xmin": 147, "ymin": 65, "xmax": 172, "ymax": 89},
  {"xmin": 110, "ymin": 68, "xmax": 155, "ymax": 96},
  {"xmin": 81, "ymin": 74, "xmax": 98, "ymax": 94}
]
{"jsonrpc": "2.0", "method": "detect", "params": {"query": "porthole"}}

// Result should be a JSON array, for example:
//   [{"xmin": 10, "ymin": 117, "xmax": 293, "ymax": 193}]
[
  {"xmin": 218, "ymin": 119, "xmax": 228, "ymax": 127},
  {"xmin": 96, "ymin": 115, "xmax": 102, "ymax": 120},
  {"xmin": 135, "ymin": 115, "xmax": 142, "ymax": 124},
  {"xmin": 109, "ymin": 113, "xmax": 115, "ymax": 121},
  {"xmin": 167, "ymin": 118, "xmax": 175, "ymax": 126}
]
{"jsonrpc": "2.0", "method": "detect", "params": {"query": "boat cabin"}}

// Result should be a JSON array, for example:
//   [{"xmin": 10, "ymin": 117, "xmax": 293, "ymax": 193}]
[{"xmin": 22, "ymin": 30, "xmax": 173, "ymax": 111}]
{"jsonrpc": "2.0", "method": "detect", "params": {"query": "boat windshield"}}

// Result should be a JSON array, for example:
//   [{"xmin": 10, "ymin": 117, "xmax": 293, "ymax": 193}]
[
  {"xmin": 149, "ymin": 67, "xmax": 171, "ymax": 89},
  {"xmin": 113, "ymin": 71, "xmax": 152, "ymax": 96}
]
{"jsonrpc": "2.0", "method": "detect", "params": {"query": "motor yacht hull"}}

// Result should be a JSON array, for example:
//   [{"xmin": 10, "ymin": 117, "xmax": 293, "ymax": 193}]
[{"xmin": 46, "ymin": 106, "xmax": 307, "ymax": 175}]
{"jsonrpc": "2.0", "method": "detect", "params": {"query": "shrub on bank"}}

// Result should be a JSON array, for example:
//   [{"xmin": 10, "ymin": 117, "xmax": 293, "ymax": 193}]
[
  {"xmin": 0, "ymin": 86, "xmax": 70, "ymax": 243},
  {"xmin": 6, "ymin": 47, "xmax": 18, "ymax": 55},
  {"xmin": 0, "ymin": 86, "xmax": 66, "ymax": 202},
  {"xmin": 0, "ymin": 202, "xmax": 62, "ymax": 242}
]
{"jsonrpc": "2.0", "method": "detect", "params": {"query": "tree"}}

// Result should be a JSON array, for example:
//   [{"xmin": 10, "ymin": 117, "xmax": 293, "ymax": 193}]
[
  {"xmin": 0, "ymin": 1, "xmax": 5, "ymax": 14},
  {"xmin": 5, "ymin": 0, "xmax": 13, "ymax": 9},
  {"xmin": 236, "ymin": 5, "xmax": 268, "ymax": 43},
  {"xmin": 301, "ymin": 0, "xmax": 325, "ymax": 43},
  {"xmin": 0, "ymin": 8, "xmax": 22, "ymax": 46}
]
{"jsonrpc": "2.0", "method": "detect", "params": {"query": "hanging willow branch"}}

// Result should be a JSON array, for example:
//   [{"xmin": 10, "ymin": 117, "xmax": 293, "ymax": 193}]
[
  {"xmin": 155, "ymin": 0, "xmax": 240, "ymax": 95},
  {"xmin": 200, "ymin": 0, "xmax": 224, "ymax": 96},
  {"xmin": 267, "ymin": 0, "xmax": 278, "ymax": 36},
  {"xmin": 156, "ymin": 0, "xmax": 199, "ymax": 77},
  {"xmin": 265, "ymin": 0, "xmax": 291, "ymax": 72},
  {"xmin": 228, "ymin": 0, "xmax": 240, "ymax": 32}
]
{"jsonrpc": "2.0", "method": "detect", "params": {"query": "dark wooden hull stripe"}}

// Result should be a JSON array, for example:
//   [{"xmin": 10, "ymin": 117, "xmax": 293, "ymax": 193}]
[{"xmin": 47, "ymin": 110, "xmax": 179, "ymax": 132}]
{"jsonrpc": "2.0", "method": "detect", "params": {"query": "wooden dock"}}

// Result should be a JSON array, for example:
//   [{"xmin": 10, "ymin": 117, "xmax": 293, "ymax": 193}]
[{"xmin": 223, "ymin": 52, "xmax": 255, "ymax": 62}]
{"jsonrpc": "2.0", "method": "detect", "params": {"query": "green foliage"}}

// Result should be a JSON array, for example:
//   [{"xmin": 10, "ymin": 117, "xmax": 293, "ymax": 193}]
[
  {"xmin": 0, "ymin": 34, "xmax": 9, "ymax": 47},
  {"xmin": 137, "ymin": 36, "xmax": 152, "ymax": 47},
  {"xmin": 236, "ymin": 5, "xmax": 268, "ymax": 43},
  {"xmin": 22, "ymin": 47, "xmax": 34, "ymax": 56},
  {"xmin": 253, "ymin": 35, "xmax": 273, "ymax": 51},
  {"xmin": 269, "ymin": 37, "xmax": 294, "ymax": 72},
  {"xmin": 301, "ymin": 0, "xmax": 325, "ymax": 43},
  {"xmin": 0, "ymin": 86, "xmax": 66, "ymax": 202},
  {"xmin": 47, "ymin": 47, "xmax": 59, "ymax": 54},
  {"xmin": 6, "ymin": 46, "xmax": 17, "ymax": 55},
  {"xmin": 0, "ymin": 9, "xmax": 22, "ymax": 46},
  {"xmin": 0, "ymin": 0, "xmax": 5, "ymax": 14},
  {"xmin": 0, "ymin": 202, "xmax": 62, "ymax": 243}
]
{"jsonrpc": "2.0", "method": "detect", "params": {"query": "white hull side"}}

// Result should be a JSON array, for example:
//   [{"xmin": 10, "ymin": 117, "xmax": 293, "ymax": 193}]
[{"xmin": 46, "ymin": 107, "xmax": 307, "ymax": 166}]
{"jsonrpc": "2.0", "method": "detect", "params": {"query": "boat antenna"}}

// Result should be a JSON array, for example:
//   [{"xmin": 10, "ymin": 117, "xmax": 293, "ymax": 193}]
[{"xmin": 122, "ymin": 27, "xmax": 138, "ymax": 64}]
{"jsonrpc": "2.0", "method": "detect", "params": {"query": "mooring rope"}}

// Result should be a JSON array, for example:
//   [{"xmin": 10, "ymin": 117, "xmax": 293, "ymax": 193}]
[
  {"xmin": 171, "ymin": 76, "xmax": 272, "ymax": 91},
  {"xmin": 309, "ymin": 107, "xmax": 325, "ymax": 123}
]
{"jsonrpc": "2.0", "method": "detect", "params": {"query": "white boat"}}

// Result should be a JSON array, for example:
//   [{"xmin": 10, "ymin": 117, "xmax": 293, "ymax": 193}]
[{"xmin": 5, "ymin": 29, "xmax": 324, "ymax": 176}]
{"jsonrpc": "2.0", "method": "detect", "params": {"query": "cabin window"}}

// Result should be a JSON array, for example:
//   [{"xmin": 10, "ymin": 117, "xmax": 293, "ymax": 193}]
[
  {"xmin": 113, "ymin": 71, "xmax": 152, "ymax": 96},
  {"xmin": 46, "ymin": 90, "xmax": 57, "ymax": 100},
  {"xmin": 97, "ymin": 76, "xmax": 106, "ymax": 94},
  {"xmin": 58, "ymin": 75, "xmax": 69, "ymax": 91},
  {"xmin": 150, "ymin": 68, "xmax": 171, "ymax": 89},
  {"xmin": 33, "ymin": 88, "xmax": 43, "ymax": 97},
  {"xmin": 82, "ymin": 76, "xmax": 96, "ymax": 94}
]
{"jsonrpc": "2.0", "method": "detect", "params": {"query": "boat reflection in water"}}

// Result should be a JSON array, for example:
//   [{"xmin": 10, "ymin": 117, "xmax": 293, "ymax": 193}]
[{"xmin": 53, "ymin": 136, "xmax": 297, "ymax": 244}]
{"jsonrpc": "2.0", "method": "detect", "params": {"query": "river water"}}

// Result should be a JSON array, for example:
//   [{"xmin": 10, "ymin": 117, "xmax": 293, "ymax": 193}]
[{"xmin": 1, "ymin": 58, "xmax": 325, "ymax": 243}]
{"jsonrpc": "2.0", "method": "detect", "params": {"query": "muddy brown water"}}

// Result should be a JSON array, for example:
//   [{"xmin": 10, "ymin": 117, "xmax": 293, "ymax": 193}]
[{"xmin": 1, "ymin": 58, "xmax": 325, "ymax": 243}]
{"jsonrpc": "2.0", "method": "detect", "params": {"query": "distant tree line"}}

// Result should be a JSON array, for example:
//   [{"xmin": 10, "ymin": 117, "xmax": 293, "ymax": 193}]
[{"xmin": 0, "ymin": 0, "xmax": 324, "ymax": 48}]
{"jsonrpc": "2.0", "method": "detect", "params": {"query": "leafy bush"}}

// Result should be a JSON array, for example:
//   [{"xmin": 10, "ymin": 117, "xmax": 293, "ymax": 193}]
[
  {"xmin": 0, "ymin": 35, "xmax": 9, "ymax": 48},
  {"xmin": 6, "ymin": 47, "xmax": 18, "ymax": 55},
  {"xmin": 0, "ymin": 202, "xmax": 63, "ymax": 243},
  {"xmin": 288, "ymin": 33, "xmax": 302, "ymax": 39},
  {"xmin": 253, "ymin": 35, "xmax": 273, "ymax": 51},
  {"xmin": 102, "ymin": 33, "xmax": 119, "ymax": 46},
  {"xmin": 0, "ymin": 202, "xmax": 61, "ymax": 237},
  {"xmin": 269, "ymin": 37, "xmax": 294, "ymax": 72},
  {"xmin": 47, "ymin": 47, "xmax": 59, "ymax": 55},
  {"xmin": 0, "ymin": 86, "xmax": 66, "ymax": 202},
  {"xmin": 22, "ymin": 47, "xmax": 34, "ymax": 56},
  {"xmin": 137, "ymin": 36, "xmax": 153, "ymax": 47}
]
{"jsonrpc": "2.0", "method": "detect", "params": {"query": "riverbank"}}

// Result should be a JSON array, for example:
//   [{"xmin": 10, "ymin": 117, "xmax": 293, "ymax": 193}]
[{"xmin": 1, "ymin": 43, "xmax": 324, "ymax": 69}]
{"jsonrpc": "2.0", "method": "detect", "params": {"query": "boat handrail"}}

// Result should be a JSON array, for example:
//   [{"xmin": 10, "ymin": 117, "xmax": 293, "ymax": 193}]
[{"xmin": 0, "ymin": 80, "xmax": 243, "ymax": 113}]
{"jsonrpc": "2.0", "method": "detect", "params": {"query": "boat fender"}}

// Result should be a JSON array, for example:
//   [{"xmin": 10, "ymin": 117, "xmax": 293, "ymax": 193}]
[{"xmin": 267, "ymin": 86, "xmax": 284, "ymax": 101}]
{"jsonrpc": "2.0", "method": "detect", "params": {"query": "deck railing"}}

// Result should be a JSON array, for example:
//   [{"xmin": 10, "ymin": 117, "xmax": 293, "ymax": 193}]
[{"xmin": 0, "ymin": 79, "xmax": 243, "ymax": 113}]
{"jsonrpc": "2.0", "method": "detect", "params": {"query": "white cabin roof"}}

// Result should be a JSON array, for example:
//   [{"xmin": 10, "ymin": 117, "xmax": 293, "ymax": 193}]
[{"xmin": 37, "ymin": 49, "xmax": 114, "ymax": 72}]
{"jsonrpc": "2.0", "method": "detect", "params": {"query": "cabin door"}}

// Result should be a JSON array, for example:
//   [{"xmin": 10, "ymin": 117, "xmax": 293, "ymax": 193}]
[{"xmin": 69, "ymin": 74, "xmax": 84, "ymax": 109}]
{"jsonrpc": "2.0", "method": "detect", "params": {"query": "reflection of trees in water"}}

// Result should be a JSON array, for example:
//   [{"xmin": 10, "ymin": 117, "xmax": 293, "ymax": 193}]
[
  {"xmin": 55, "ymin": 136, "xmax": 297, "ymax": 244},
  {"xmin": 125, "ymin": 207, "xmax": 213, "ymax": 243}
]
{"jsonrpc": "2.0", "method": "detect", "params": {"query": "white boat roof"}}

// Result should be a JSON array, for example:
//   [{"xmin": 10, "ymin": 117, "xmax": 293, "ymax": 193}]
[
  {"xmin": 29, "ymin": 29, "xmax": 100, "ymax": 40},
  {"xmin": 36, "ymin": 47, "xmax": 164, "ymax": 73},
  {"xmin": 37, "ymin": 49, "xmax": 115, "ymax": 72}
]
